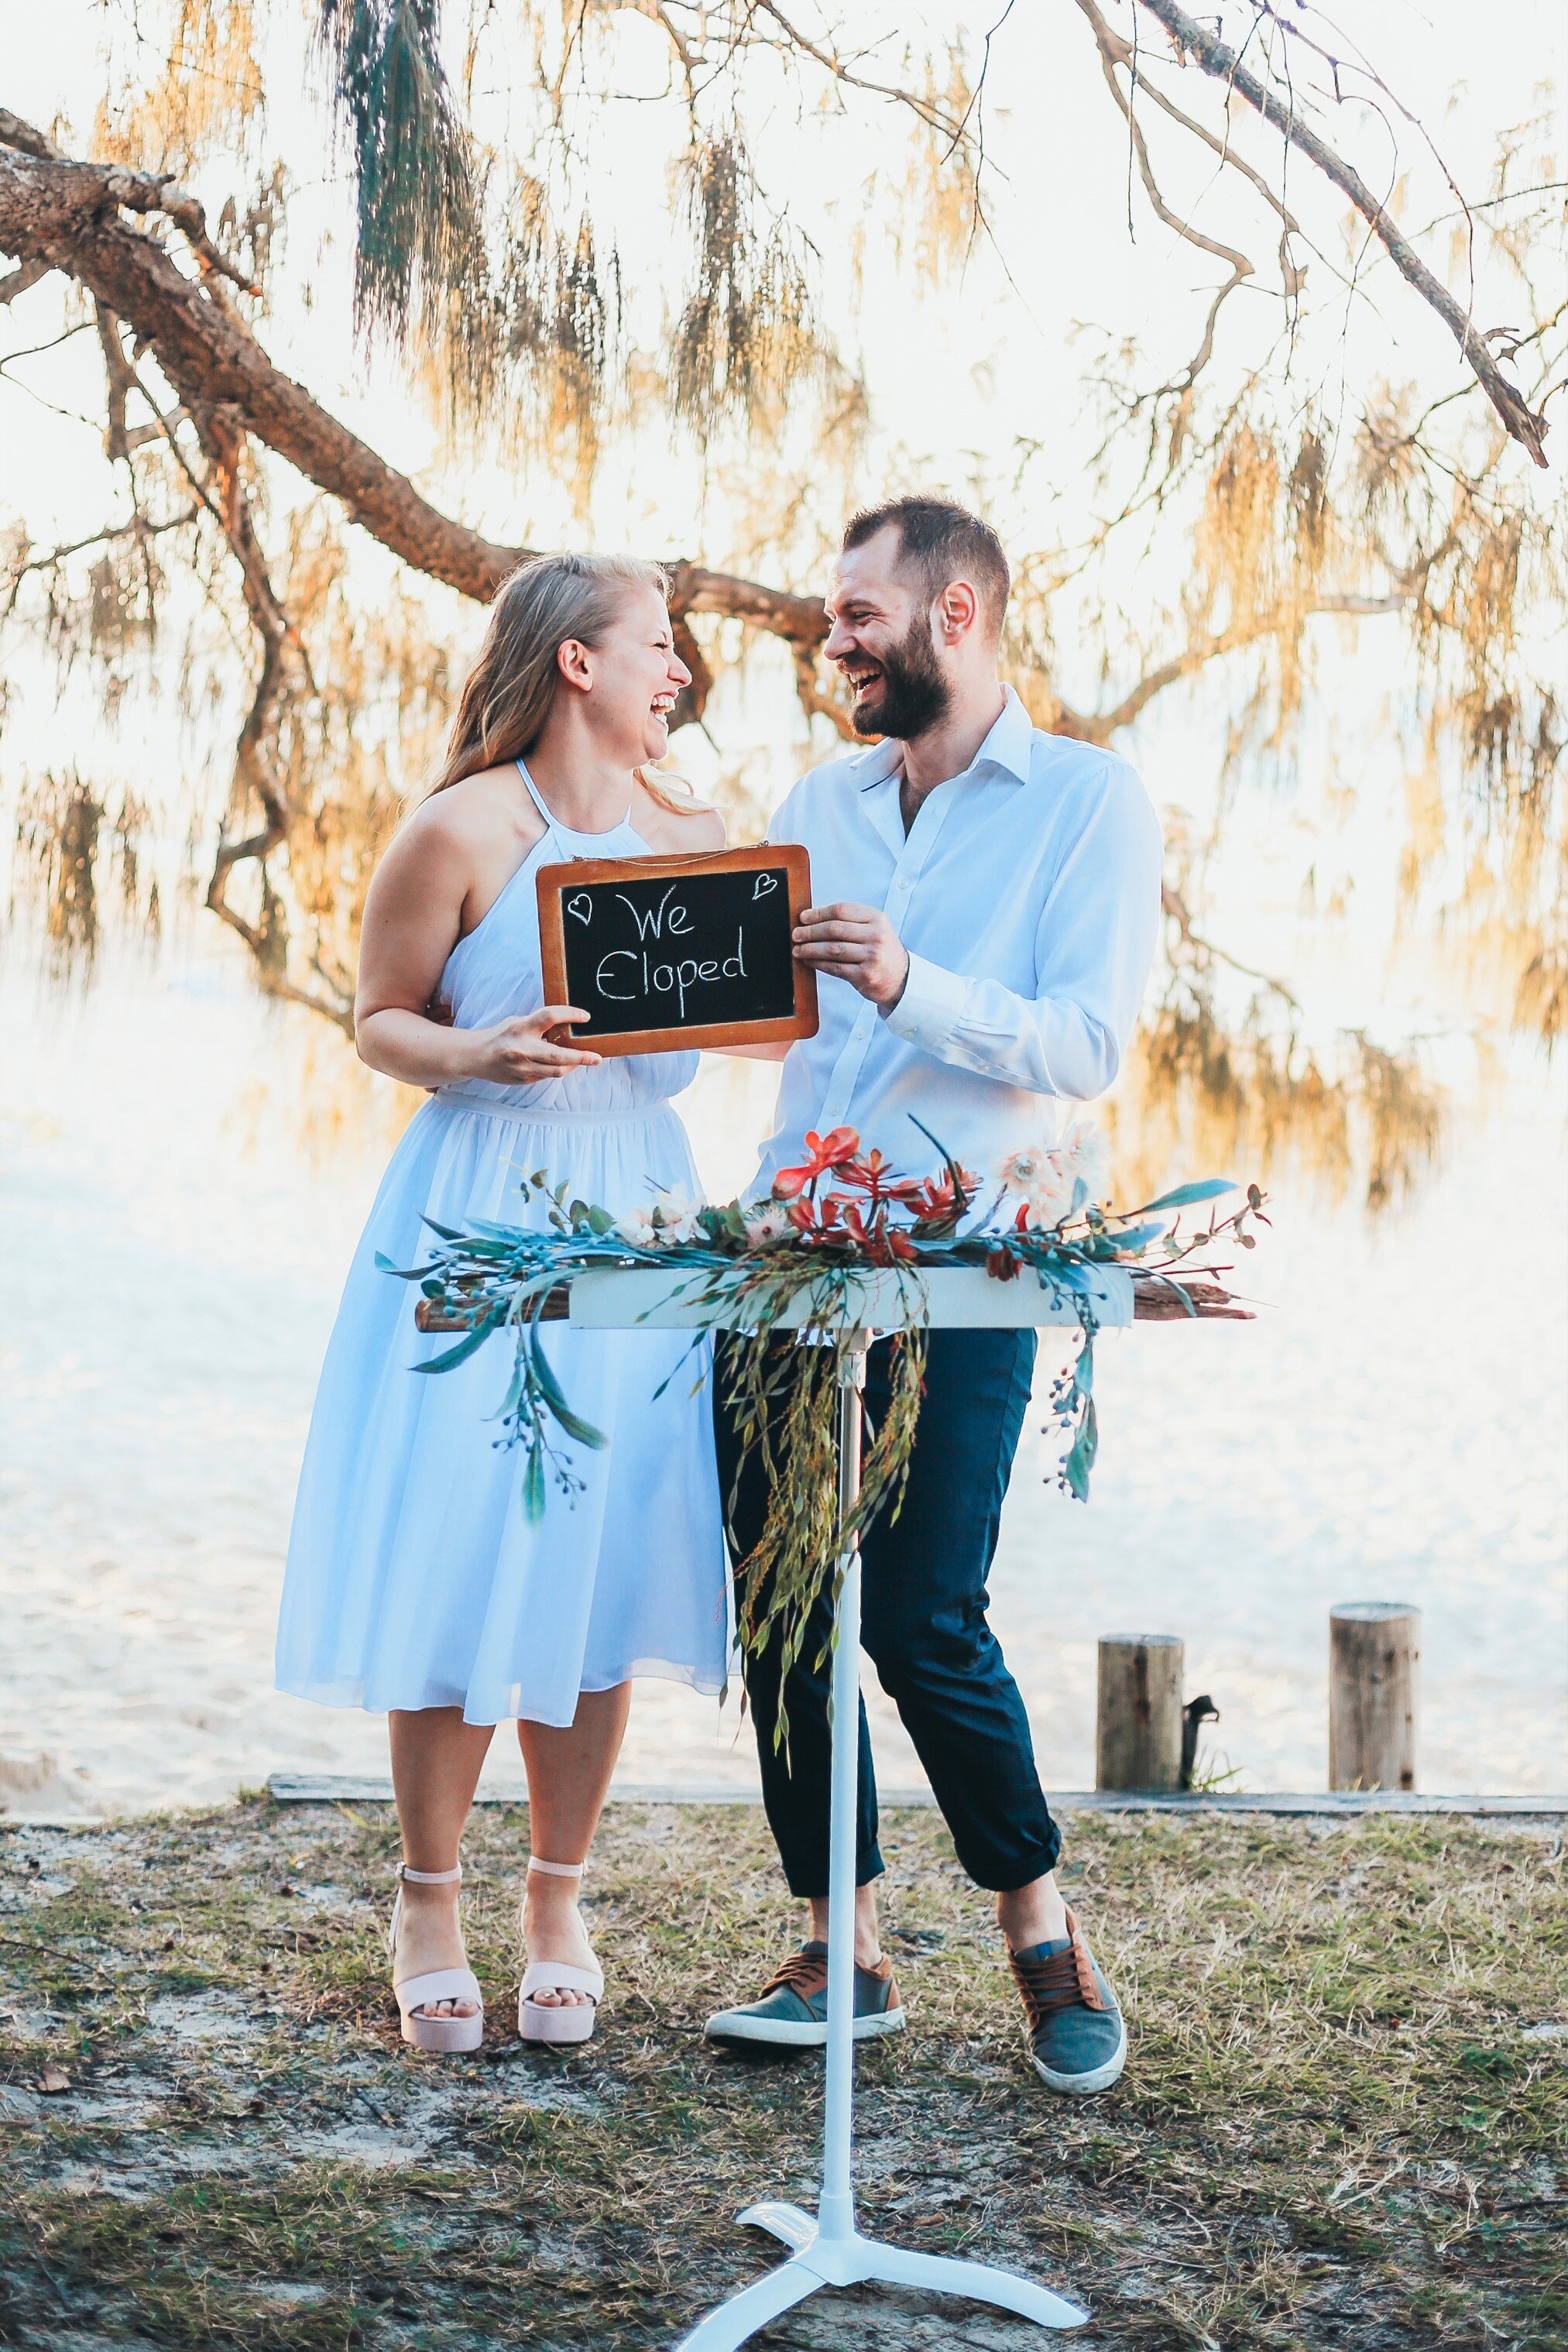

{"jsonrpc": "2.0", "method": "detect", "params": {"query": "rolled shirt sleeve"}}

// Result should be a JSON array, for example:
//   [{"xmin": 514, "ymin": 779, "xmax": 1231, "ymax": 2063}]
[{"xmin": 882, "ymin": 759, "xmax": 1164, "ymax": 1100}]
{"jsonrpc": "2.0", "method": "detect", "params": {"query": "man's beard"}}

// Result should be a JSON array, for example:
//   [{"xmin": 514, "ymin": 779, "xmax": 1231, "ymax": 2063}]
[{"xmin": 849, "ymin": 616, "xmax": 952, "ymax": 740}]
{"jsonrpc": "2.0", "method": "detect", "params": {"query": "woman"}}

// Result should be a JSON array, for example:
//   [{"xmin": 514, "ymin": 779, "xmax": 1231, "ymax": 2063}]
[{"xmin": 276, "ymin": 554, "xmax": 730, "ymax": 2052}]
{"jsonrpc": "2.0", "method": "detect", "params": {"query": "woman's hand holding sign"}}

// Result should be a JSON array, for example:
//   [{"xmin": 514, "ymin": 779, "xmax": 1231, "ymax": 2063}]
[
  {"xmin": 792, "ymin": 902, "xmax": 911, "ymax": 1008},
  {"xmin": 467, "ymin": 1006, "xmax": 601, "ymax": 1081}
]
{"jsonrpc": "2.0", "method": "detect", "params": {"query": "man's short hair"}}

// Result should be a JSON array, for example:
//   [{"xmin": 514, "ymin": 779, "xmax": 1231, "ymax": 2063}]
[{"xmin": 841, "ymin": 496, "xmax": 1010, "ymax": 635}]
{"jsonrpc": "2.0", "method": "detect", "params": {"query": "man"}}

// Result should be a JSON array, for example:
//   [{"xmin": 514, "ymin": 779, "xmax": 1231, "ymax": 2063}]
[{"xmin": 705, "ymin": 496, "xmax": 1163, "ymax": 2093}]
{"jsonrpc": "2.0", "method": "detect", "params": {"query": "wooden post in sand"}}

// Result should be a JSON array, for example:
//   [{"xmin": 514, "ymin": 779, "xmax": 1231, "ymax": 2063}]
[
  {"xmin": 1330, "ymin": 1603, "xmax": 1420, "ymax": 1791},
  {"xmin": 1096, "ymin": 1635, "xmax": 1185, "ymax": 1791}
]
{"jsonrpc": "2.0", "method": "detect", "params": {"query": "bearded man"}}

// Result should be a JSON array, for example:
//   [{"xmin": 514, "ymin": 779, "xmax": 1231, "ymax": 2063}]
[{"xmin": 705, "ymin": 496, "xmax": 1163, "ymax": 2093}]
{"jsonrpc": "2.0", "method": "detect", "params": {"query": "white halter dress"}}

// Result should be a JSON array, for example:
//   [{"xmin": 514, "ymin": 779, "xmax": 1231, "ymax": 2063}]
[{"xmin": 275, "ymin": 768, "xmax": 731, "ymax": 1726}]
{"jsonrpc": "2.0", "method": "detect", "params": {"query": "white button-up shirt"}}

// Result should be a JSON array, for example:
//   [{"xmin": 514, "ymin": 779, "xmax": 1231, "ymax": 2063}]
[{"xmin": 753, "ymin": 688, "xmax": 1163, "ymax": 1197}]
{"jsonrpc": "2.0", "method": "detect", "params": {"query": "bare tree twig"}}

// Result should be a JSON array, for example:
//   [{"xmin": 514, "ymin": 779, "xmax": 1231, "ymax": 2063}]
[
  {"xmin": 1074, "ymin": 0, "xmax": 1254, "ymax": 398},
  {"xmin": 748, "ymin": 2, "xmax": 971, "ymax": 144},
  {"xmin": 1133, "ymin": 0, "xmax": 1549, "ymax": 464}
]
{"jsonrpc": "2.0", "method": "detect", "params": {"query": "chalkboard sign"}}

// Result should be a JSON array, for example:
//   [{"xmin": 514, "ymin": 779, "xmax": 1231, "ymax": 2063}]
[{"xmin": 536, "ymin": 843, "xmax": 818, "ymax": 1056}]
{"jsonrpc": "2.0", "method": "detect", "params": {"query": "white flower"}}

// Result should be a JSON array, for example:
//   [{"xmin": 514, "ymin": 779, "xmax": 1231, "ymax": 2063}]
[
  {"xmin": 1062, "ymin": 1122, "xmax": 1112, "ymax": 1208},
  {"xmin": 995, "ymin": 1126, "xmax": 1111, "ymax": 1231},
  {"xmin": 1024, "ymin": 1169, "xmax": 1077, "ymax": 1231},
  {"xmin": 742, "ymin": 1200, "xmax": 794, "ymax": 1246},
  {"xmin": 995, "ymin": 1145, "xmax": 1051, "ymax": 1191},
  {"xmin": 617, "ymin": 1189, "xmax": 703, "ymax": 1248},
  {"xmin": 649, "ymin": 1187, "xmax": 705, "ymax": 1244}
]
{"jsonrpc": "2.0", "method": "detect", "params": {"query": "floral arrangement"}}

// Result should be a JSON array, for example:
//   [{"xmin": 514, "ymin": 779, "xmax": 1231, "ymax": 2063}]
[{"xmin": 392, "ymin": 1124, "xmax": 1261, "ymax": 1728}]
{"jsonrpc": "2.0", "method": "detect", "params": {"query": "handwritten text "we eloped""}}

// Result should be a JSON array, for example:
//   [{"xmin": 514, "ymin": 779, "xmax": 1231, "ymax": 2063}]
[{"xmin": 571, "ymin": 874, "xmax": 781, "ymax": 1021}]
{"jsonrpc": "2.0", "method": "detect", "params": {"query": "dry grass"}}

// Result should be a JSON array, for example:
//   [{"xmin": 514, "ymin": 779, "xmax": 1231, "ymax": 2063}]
[{"xmin": 1, "ymin": 1799, "xmax": 1563, "ymax": 2348}]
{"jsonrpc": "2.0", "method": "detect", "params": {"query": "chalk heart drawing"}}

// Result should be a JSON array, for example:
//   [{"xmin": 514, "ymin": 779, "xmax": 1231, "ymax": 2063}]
[
  {"xmin": 566, "ymin": 892, "xmax": 593, "ymax": 925},
  {"xmin": 751, "ymin": 871, "xmax": 779, "ymax": 900}
]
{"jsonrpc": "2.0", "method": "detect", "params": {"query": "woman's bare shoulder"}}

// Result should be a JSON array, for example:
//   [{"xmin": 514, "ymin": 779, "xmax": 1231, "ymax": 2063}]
[
  {"xmin": 400, "ymin": 767, "xmax": 541, "ymax": 860},
  {"xmin": 636, "ymin": 781, "xmax": 726, "ymax": 856}
]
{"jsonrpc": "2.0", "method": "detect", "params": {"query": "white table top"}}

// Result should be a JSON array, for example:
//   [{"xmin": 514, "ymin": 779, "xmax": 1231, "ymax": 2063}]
[{"xmin": 566, "ymin": 1262, "xmax": 1134, "ymax": 1332}]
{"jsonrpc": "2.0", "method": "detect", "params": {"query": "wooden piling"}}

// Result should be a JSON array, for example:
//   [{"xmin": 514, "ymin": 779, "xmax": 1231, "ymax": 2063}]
[
  {"xmin": 1330, "ymin": 1603, "xmax": 1420, "ymax": 1792},
  {"xmin": 1096, "ymin": 1635, "xmax": 1185, "ymax": 1791}
]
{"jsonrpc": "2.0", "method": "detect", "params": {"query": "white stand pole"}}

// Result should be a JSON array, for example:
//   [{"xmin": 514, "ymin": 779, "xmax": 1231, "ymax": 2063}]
[{"xmin": 675, "ymin": 1336, "xmax": 1087, "ymax": 2348}]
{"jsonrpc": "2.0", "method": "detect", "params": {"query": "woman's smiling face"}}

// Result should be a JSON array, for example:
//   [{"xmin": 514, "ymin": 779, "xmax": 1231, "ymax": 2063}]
[{"xmin": 574, "ymin": 582, "xmax": 692, "ymax": 764}]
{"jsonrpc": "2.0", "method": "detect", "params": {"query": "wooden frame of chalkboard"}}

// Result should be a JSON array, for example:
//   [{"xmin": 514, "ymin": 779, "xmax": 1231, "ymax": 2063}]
[{"xmin": 535, "ymin": 841, "xmax": 819, "ymax": 1056}]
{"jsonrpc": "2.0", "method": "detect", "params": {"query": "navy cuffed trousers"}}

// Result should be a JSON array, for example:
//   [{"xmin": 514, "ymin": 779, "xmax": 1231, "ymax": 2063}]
[{"xmin": 713, "ymin": 1326, "xmax": 1062, "ymax": 1898}]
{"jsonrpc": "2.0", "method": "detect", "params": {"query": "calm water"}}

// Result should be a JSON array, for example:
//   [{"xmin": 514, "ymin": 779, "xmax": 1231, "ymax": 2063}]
[{"xmin": 2, "ymin": 932, "xmax": 1565, "ymax": 1818}]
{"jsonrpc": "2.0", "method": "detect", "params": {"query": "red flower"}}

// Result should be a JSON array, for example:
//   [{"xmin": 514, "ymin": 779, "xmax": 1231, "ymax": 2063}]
[
  {"xmin": 774, "ymin": 1126, "xmax": 862, "ymax": 1200},
  {"xmin": 986, "ymin": 1246, "xmax": 1022, "ymax": 1282},
  {"xmin": 839, "ymin": 1147, "xmax": 922, "ymax": 1202},
  {"xmin": 908, "ymin": 1174, "xmax": 957, "ymax": 1220}
]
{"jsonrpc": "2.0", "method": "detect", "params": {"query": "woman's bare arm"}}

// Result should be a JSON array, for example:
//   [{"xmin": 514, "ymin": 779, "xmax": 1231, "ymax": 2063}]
[{"xmin": 355, "ymin": 802, "xmax": 598, "ymax": 1090}]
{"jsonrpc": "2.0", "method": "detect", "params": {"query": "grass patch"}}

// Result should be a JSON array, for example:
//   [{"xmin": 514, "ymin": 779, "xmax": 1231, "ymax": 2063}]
[{"xmin": 1, "ymin": 1800, "xmax": 1563, "ymax": 2346}]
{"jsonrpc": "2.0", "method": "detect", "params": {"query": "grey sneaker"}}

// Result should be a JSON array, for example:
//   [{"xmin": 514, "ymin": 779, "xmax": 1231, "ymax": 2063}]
[
  {"xmin": 1009, "ymin": 1907, "xmax": 1127, "ymax": 2094},
  {"xmin": 704, "ymin": 1941, "xmax": 905, "ymax": 2048}
]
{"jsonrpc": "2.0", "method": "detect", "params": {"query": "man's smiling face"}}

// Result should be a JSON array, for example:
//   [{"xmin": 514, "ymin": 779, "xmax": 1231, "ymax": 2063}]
[{"xmin": 823, "ymin": 524, "xmax": 952, "ymax": 742}]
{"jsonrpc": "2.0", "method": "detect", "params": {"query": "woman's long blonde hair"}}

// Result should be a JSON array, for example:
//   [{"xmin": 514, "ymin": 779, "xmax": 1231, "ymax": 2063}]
[{"xmin": 428, "ymin": 551, "xmax": 701, "ymax": 812}]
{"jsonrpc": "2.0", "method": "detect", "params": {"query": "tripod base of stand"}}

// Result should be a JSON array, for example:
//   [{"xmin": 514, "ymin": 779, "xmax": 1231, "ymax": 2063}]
[{"xmin": 674, "ymin": 2201, "xmax": 1088, "ymax": 2347}]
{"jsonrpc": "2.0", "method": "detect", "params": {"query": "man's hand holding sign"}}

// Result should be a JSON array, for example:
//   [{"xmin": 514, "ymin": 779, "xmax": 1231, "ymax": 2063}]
[{"xmin": 791, "ymin": 901, "xmax": 911, "ymax": 1008}]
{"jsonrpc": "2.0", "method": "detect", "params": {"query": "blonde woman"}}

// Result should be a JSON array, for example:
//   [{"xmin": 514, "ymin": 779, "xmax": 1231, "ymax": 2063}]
[{"xmin": 276, "ymin": 555, "xmax": 729, "ymax": 2052}]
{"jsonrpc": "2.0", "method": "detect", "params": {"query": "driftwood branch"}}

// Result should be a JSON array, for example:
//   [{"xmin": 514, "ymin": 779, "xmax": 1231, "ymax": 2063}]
[
  {"xmin": 1133, "ymin": 0, "xmax": 1549, "ymax": 465},
  {"xmin": 413, "ymin": 1273, "xmax": 1251, "ymax": 1333}
]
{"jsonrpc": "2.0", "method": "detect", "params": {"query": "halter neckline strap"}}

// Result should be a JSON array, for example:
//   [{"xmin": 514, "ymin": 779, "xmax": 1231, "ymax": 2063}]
[{"xmin": 516, "ymin": 757, "xmax": 636, "ymax": 843}]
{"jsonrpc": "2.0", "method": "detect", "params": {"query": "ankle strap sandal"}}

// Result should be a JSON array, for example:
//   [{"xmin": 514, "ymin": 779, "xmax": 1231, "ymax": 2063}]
[
  {"xmin": 389, "ymin": 1862, "xmax": 484, "ymax": 2055},
  {"xmin": 520, "ymin": 1857, "xmax": 602, "ymax": 2045}
]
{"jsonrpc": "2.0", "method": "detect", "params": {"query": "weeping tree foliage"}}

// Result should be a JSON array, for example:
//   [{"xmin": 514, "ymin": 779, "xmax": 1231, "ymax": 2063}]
[
  {"xmin": 1, "ymin": 0, "xmax": 1564, "ymax": 1209},
  {"xmin": 314, "ymin": 0, "xmax": 480, "ymax": 333}
]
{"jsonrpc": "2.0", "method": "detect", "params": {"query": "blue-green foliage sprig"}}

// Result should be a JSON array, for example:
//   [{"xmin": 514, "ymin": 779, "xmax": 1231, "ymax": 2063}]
[{"xmin": 387, "ymin": 1152, "xmax": 1263, "ymax": 1540}]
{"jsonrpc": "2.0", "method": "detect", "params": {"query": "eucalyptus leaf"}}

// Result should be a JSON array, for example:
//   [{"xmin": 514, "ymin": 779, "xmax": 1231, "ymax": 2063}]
[
  {"xmin": 411, "ymin": 1313, "xmax": 503, "ymax": 1374},
  {"xmin": 527, "ymin": 1324, "xmax": 607, "ymax": 1450},
  {"xmin": 1099, "ymin": 1217, "xmax": 1167, "ymax": 1255},
  {"xmin": 1135, "ymin": 1178, "xmax": 1236, "ymax": 1213}
]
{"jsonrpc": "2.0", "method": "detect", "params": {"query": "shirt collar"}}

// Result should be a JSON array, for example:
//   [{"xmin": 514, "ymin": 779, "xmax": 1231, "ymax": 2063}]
[{"xmin": 851, "ymin": 685, "xmax": 1034, "ymax": 791}]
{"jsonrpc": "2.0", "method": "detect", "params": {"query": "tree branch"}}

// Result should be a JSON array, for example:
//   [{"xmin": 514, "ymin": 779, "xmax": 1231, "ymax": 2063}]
[
  {"xmin": 2, "ymin": 508, "xmax": 201, "ymax": 613},
  {"xmin": 1076, "ymin": 0, "xmax": 1254, "ymax": 287},
  {"xmin": 94, "ymin": 302, "xmax": 137, "ymax": 462},
  {"xmin": 0, "ymin": 254, "xmax": 47, "ymax": 304},
  {"xmin": 1133, "ymin": 0, "xmax": 1549, "ymax": 464},
  {"xmin": 0, "ymin": 108, "xmax": 1477, "ymax": 790},
  {"xmin": 746, "ymin": 1, "xmax": 973, "ymax": 145},
  {"xmin": 1054, "ymin": 589, "xmax": 1407, "ymax": 743},
  {"xmin": 0, "ymin": 131, "xmax": 832, "ymax": 641}
]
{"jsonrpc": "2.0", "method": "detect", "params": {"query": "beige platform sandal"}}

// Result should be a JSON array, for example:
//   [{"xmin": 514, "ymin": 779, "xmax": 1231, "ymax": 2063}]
[
  {"xmin": 389, "ymin": 1862, "xmax": 485, "ymax": 2055},
  {"xmin": 519, "ymin": 1857, "xmax": 602, "ymax": 2046}
]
